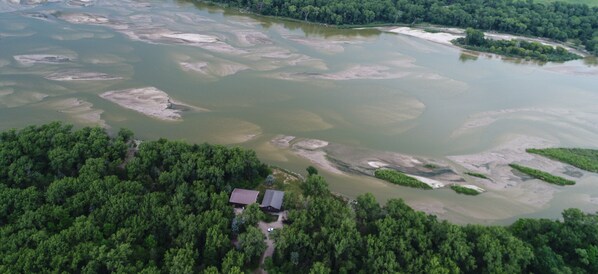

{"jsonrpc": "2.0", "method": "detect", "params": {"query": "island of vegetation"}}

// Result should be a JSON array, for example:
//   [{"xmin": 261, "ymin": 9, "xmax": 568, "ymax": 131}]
[
  {"xmin": 527, "ymin": 148, "xmax": 598, "ymax": 172},
  {"xmin": 1, "ymin": 123, "xmax": 598, "ymax": 273},
  {"xmin": 374, "ymin": 168, "xmax": 433, "ymax": 189},
  {"xmin": 453, "ymin": 28, "xmax": 582, "ymax": 62},
  {"xmin": 509, "ymin": 163, "xmax": 576, "ymax": 186},
  {"xmin": 465, "ymin": 171, "xmax": 489, "ymax": 180},
  {"xmin": 451, "ymin": 185, "xmax": 482, "ymax": 195},
  {"xmin": 199, "ymin": 0, "xmax": 598, "ymax": 55}
]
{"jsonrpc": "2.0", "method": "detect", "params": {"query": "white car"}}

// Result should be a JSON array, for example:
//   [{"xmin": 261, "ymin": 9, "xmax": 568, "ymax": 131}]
[{"xmin": 267, "ymin": 227, "xmax": 274, "ymax": 232}]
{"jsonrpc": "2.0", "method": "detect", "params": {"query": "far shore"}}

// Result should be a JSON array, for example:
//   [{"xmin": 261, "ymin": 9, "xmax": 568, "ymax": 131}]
[{"xmin": 383, "ymin": 25, "xmax": 589, "ymax": 58}]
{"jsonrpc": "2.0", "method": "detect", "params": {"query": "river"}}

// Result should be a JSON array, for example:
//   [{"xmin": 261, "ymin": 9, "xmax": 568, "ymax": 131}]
[{"xmin": 1, "ymin": 0, "xmax": 598, "ymax": 224}]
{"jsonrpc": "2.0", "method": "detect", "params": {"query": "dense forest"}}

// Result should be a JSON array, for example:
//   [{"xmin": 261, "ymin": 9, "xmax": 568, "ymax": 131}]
[
  {"xmin": 1, "ymin": 123, "xmax": 597, "ymax": 273},
  {"xmin": 198, "ymin": 0, "xmax": 598, "ymax": 54},
  {"xmin": 453, "ymin": 28, "xmax": 582, "ymax": 62}
]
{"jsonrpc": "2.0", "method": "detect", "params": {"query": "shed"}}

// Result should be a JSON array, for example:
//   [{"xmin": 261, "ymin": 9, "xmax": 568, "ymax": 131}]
[
  {"xmin": 229, "ymin": 188, "xmax": 259, "ymax": 207},
  {"xmin": 260, "ymin": 189, "xmax": 284, "ymax": 212}
]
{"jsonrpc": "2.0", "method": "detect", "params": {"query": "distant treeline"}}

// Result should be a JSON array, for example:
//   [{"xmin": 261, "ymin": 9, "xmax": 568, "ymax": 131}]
[
  {"xmin": 198, "ymin": 0, "xmax": 598, "ymax": 54},
  {"xmin": 1, "ymin": 123, "xmax": 597, "ymax": 273}
]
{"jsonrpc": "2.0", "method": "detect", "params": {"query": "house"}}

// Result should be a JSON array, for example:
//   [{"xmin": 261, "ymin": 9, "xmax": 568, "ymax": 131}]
[
  {"xmin": 260, "ymin": 189, "xmax": 284, "ymax": 212},
  {"xmin": 229, "ymin": 188, "xmax": 259, "ymax": 207}
]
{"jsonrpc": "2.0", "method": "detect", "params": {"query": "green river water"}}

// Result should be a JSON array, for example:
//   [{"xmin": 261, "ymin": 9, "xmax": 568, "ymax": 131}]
[{"xmin": 1, "ymin": 0, "xmax": 598, "ymax": 224}]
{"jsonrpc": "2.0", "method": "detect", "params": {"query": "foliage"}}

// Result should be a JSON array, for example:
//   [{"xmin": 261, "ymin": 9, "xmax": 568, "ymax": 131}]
[
  {"xmin": 510, "ymin": 163, "xmax": 575, "ymax": 185},
  {"xmin": 527, "ymin": 148, "xmax": 598, "ymax": 173},
  {"xmin": 453, "ymin": 28, "xmax": 582, "ymax": 62},
  {"xmin": 0, "ymin": 123, "xmax": 267, "ymax": 273},
  {"xmin": 451, "ymin": 185, "xmax": 481, "ymax": 195},
  {"xmin": 198, "ymin": 0, "xmax": 598, "ymax": 55},
  {"xmin": 301, "ymin": 174, "xmax": 330, "ymax": 197},
  {"xmin": 465, "ymin": 171, "xmax": 489, "ymax": 179},
  {"xmin": 510, "ymin": 208, "xmax": 598, "ymax": 273},
  {"xmin": 374, "ymin": 168, "xmax": 432, "ymax": 189},
  {"xmin": 306, "ymin": 166, "xmax": 318, "ymax": 176},
  {"xmin": 3, "ymin": 123, "xmax": 598, "ymax": 273},
  {"xmin": 238, "ymin": 226, "xmax": 267, "ymax": 264}
]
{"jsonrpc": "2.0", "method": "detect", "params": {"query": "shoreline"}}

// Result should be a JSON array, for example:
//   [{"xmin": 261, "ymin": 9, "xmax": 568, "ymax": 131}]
[{"xmin": 384, "ymin": 25, "xmax": 590, "ymax": 59}]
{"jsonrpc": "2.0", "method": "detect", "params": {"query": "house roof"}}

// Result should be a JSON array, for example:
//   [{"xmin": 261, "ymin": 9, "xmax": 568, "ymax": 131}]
[
  {"xmin": 260, "ymin": 189, "xmax": 284, "ymax": 210},
  {"xmin": 229, "ymin": 188, "xmax": 259, "ymax": 205}
]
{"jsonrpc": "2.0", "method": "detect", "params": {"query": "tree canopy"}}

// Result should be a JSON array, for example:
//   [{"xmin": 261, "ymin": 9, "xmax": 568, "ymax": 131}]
[
  {"xmin": 199, "ymin": 0, "xmax": 598, "ymax": 54},
  {"xmin": 1, "ymin": 123, "xmax": 597, "ymax": 273}
]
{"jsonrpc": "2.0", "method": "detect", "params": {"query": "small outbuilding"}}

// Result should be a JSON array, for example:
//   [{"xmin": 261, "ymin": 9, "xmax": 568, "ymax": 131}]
[
  {"xmin": 260, "ymin": 189, "xmax": 284, "ymax": 212},
  {"xmin": 229, "ymin": 188, "xmax": 259, "ymax": 207}
]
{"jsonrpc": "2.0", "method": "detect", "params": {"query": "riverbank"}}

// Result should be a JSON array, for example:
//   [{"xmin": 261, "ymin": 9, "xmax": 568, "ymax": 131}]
[{"xmin": 385, "ymin": 25, "xmax": 590, "ymax": 59}]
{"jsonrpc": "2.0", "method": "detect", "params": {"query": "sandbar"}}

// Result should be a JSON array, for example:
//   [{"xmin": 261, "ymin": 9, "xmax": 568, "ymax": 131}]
[
  {"xmin": 45, "ymin": 70, "xmax": 123, "ymax": 81},
  {"xmin": 100, "ymin": 87, "xmax": 206, "ymax": 121},
  {"xmin": 14, "ymin": 54, "xmax": 75, "ymax": 65}
]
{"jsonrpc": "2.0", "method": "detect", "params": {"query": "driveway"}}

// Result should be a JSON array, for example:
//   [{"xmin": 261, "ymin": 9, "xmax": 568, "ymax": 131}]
[{"xmin": 257, "ymin": 211, "xmax": 287, "ymax": 273}]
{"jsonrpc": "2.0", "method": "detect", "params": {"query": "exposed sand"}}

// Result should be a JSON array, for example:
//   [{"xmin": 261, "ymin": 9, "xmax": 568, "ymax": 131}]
[
  {"xmin": 161, "ymin": 33, "xmax": 219, "ymax": 43},
  {"xmin": 388, "ymin": 26, "xmax": 587, "ymax": 58},
  {"xmin": 45, "ymin": 70, "xmax": 123, "ymax": 81},
  {"xmin": 100, "ymin": 87, "xmax": 207, "ymax": 121},
  {"xmin": 67, "ymin": 0, "xmax": 95, "ymax": 7},
  {"xmin": 387, "ymin": 27, "xmax": 460, "ymax": 46},
  {"xmin": 270, "ymin": 135, "xmax": 296, "ymax": 148},
  {"xmin": 59, "ymin": 13, "xmax": 112, "ymax": 25},
  {"xmin": 368, "ymin": 161, "xmax": 389, "ymax": 168},
  {"xmin": 13, "ymin": 54, "xmax": 75, "ymax": 65},
  {"xmin": 293, "ymin": 139, "xmax": 329, "ymax": 150},
  {"xmin": 447, "ymin": 135, "xmax": 573, "ymax": 207},
  {"xmin": 407, "ymin": 174, "xmax": 445, "ymax": 188},
  {"xmin": 460, "ymin": 184, "xmax": 485, "ymax": 193}
]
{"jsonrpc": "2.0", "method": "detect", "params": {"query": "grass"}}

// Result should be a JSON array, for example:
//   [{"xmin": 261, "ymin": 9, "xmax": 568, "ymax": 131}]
[
  {"xmin": 374, "ymin": 169, "xmax": 432, "ymax": 190},
  {"xmin": 509, "ymin": 164, "xmax": 575, "ymax": 186},
  {"xmin": 527, "ymin": 148, "xmax": 598, "ymax": 173},
  {"xmin": 465, "ymin": 172, "xmax": 489, "ymax": 179},
  {"xmin": 450, "ymin": 185, "xmax": 481, "ymax": 195}
]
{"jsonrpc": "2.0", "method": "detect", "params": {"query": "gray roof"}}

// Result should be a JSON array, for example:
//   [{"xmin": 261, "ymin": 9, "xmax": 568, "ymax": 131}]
[
  {"xmin": 229, "ymin": 188, "xmax": 259, "ymax": 205},
  {"xmin": 260, "ymin": 189, "xmax": 284, "ymax": 210}
]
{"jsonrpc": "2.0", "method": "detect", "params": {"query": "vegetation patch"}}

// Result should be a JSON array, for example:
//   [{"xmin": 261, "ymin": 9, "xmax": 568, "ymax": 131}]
[
  {"xmin": 453, "ymin": 28, "xmax": 582, "ymax": 62},
  {"xmin": 451, "ymin": 185, "xmax": 481, "ymax": 195},
  {"xmin": 374, "ymin": 169, "xmax": 432, "ymax": 189},
  {"xmin": 509, "ymin": 164, "xmax": 575, "ymax": 186},
  {"xmin": 424, "ymin": 163, "xmax": 438, "ymax": 169},
  {"xmin": 465, "ymin": 171, "xmax": 489, "ymax": 179},
  {"xmin": 527, "ymin": 148, "xmax": 598, "ymax": 173}
]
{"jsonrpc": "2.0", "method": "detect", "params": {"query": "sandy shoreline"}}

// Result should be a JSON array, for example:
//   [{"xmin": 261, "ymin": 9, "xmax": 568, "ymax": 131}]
[{"xmin": 385, "ymin": 26, "xmax": 588, "ymax": 57}]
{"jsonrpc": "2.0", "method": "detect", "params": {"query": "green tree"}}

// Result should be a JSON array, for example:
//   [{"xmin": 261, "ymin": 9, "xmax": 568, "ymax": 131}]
[
  {"xmin": 302, "ymin": 175, "xmax": 329, "ymax": 197},
  {"xmin": 238, "ymin": 226, "xmax": 266, "ymax": 264}
]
